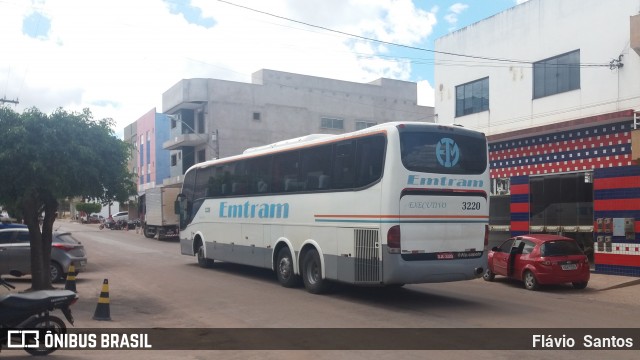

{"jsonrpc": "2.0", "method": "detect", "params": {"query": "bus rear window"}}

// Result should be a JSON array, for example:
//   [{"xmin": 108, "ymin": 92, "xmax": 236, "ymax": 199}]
[{"xmin": 400, "ymin": 130, "xmax": 487, "ymax": 174}]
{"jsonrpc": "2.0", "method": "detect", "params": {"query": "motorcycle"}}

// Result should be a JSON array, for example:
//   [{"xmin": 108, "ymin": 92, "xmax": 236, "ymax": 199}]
[
  {"xmin": 100, "ymin": 219, "xmax": 127, "ymax": 230},
  {"xmin": 0, "ymin": 271, "xmax": 78, "ymax": 356},
  {"xmin": 127, "ymin": 219, "xmax": 140, "ymax": 230},
  {"xmin": 99, "ymin": 218, "xmax": 115, "ymax": 230},
  {"xmin": 113, "ymin": 219, "xmax": 127, "ymax": 230}
]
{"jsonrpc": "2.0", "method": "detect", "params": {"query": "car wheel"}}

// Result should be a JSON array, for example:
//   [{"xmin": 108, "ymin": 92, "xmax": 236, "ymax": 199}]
[
  {"xmin": 483, "ymin": 268, "xmax": 495, "ymax": 282},
  {"xmin": 50, "ymin": 262, "xmax": 64, "ymax": 283},
  {"xmin": 197, "ymin": 244, "xmax": 215, "ymax": 268},
  {"xmin": 301, "ymin": 249, "xmax": 331, "ymax": 294},
  {"xmin": 276, "ymin": 247, "xmax": 301, "ymax": 288},
  {"xmin": 572, "ymin": 282, "xmax": 588, "ymax": 289},
  {"xmin": 523, "ymin": 270, "xmax": 539, "ymax": 291}
]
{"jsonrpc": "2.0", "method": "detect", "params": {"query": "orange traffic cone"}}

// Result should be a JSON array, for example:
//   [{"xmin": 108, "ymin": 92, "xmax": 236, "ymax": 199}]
[
  {"xmin": 64, "ymin": 264, "xmax": 76, "ymax": 292},
  {"xmin": 92, "ymin": 279, "xmax": 111, "ymax": 321}
]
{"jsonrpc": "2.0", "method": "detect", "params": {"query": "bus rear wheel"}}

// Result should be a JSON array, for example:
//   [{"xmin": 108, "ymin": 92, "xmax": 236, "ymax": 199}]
[
  {"xmin": 276, "ymin": 247, "xmax": 300, "ymax": 288},
  {"xmin": 302, "ymin": 249, "xmax": 331, "ymax": 294}
]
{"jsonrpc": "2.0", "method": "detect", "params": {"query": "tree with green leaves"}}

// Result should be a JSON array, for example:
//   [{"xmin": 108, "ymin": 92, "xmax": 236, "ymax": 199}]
[
  {"xmin": 0, "ymin": 106, "xmax": 135, "ymax": 290},
  {"xmin": 75, "ymin": 202, "xmax": 102, "ymax": 220}
]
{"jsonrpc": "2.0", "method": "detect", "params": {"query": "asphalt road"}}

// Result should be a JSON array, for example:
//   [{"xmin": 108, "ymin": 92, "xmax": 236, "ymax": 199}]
[{"xmin": 2, "ymin": 220, "xmax": 638, "ymax": 359}]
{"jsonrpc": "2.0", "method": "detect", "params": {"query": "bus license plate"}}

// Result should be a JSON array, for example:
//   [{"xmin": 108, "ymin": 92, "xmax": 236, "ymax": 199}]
[{"xmin": 561, "ymin": 264, "xmax": 577, "ymax": 270}]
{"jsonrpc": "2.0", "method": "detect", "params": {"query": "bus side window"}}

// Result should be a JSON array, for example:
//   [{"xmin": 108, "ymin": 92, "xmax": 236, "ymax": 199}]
[
  {"xmin": 301, "ymin": 144, "xmax": 332, "ymax": 191},
  {"xmin": 332, "ymin": 141, "xmax": 355, "ymax": 189},
  {"xmin": 355, "ymin": 135, "xmax": 385, "ymax": 187},
  {"xmin": 273, "ymin": 152, "xmax": 300, "ymax": 193},
  {"xmin": 247, "ymin": 156, "xmax": 272, "ymax": 194}
]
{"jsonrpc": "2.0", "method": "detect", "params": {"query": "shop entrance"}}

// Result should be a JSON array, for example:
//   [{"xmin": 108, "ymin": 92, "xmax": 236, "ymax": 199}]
[{"xmin": 529, "ymin": 172, "xmax": 594, "ymax": 262}]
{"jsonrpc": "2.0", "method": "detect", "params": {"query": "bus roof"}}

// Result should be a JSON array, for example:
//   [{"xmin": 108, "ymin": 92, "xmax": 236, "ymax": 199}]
[
  {"xmin": 185, "ymin": 121, "xmax": 476, "ymax": 173},
  {"xmin": 243, "ymin": 134, "xmax": 337, "ymax": 154}
]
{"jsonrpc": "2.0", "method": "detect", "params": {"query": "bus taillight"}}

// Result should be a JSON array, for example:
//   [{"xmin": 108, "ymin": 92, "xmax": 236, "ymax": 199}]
[{"xmin": 387, "ymin": 225, "xmax": 401, "ymax": 254}]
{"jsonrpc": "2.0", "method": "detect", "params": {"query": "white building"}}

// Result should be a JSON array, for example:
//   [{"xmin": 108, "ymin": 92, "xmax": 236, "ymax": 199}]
[
  {"xmin": 434, "ymin": 0, "xmax": 640, "ymax": 276},
  {"xmin": 435, "ymin": 0, "xmax": 639, "ymax": 135}
]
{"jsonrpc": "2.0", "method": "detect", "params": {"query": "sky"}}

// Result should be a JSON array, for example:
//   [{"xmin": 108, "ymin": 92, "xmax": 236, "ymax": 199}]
[{"xmin": 0, "ymin": 0, "xmax": 529, "ymax": 136}]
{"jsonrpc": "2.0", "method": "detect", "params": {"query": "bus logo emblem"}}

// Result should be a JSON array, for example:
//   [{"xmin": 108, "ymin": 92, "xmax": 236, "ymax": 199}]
[{"xmin": 436, "ymin": 138, "xmax": 459, "ymax": 168}]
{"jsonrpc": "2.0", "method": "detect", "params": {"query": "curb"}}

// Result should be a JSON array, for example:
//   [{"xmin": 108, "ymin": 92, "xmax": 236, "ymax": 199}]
[{"xmin": 598, "ymin": 278, "xmax": 640, "ymax": 291}]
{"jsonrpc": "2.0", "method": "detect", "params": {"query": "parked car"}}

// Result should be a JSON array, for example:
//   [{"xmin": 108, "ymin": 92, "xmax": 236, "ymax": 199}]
[
  {"xmin": 0, "ymin": 228, "xmax": 87, "ymax": 282},
  {"xmin": 0, "ymin": 222, "xmax": 27, "ymax": 230},
  {"xmin": 483, "ymin": 234, "xmax": 590, "ymax": 290},
  {"xmin": 88, "ymin": 213, "xmax": 104, "ymax": 223},
  {"xmin": 112, "ymin": 211, "xmax": 128, "ymax": 222}
]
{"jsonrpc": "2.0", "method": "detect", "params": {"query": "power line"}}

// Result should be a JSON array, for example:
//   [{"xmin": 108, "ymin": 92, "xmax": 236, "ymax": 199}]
[{"xmin": 214, "ymin": 0, "xmax": 611, "ymax": 68}]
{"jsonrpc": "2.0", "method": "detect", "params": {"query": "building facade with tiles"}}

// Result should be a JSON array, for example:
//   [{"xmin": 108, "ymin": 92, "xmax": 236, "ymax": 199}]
[{"xmin": 434, "ymin": 0, "xmax": 640, "ymax": 276}]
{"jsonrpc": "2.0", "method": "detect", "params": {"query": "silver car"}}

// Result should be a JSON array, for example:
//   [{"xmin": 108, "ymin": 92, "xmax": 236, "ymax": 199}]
[{"xmin": 0, "ymin": 227, "xmax": 87, "ymax": 282}]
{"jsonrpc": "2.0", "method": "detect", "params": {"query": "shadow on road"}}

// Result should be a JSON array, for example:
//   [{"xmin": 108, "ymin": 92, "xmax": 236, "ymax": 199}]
[
  {"xmin": 487, "ymin": 276, "xmax": 599, "ymax": 294},
  {"xmin": 188, "ymin": 262, "xmax": 487, "ymax": 312}
]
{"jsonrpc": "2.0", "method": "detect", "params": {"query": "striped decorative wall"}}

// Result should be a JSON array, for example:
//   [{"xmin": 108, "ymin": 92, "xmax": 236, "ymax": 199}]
[
  {"xmin": 593, "ymin": 166, "xmax": 640, "ymax": 276},
  {"xmin": 488, "ymin": 117, "xmax": 639, "ymax": 276},
  {"xmin": 510, "ymin": 176, "xmax": 529, "ymax": 237},
  {"xmin": 490, "ymin": 120, "xmax": 634, "ymax": 179}
]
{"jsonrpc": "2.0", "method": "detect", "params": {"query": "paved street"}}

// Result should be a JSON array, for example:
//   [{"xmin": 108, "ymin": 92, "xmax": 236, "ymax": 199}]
[{"xmin": 2, "ymin": 220, "xmax": 639, "ymax": 359}]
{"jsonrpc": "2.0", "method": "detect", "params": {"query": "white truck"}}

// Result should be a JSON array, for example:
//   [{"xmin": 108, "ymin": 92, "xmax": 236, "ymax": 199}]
[{"xmin": 140, "ymin": 186, "xmax": 180, "ymax": 240}]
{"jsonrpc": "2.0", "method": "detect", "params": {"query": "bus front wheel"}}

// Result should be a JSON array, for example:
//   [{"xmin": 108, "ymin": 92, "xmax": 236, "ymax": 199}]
[
  {"xmin": 302, "ymin": 249, "xmax": 331, "ymax": 294},
  {"xmin": 276, "ymin": 247, "xmax": 300, "ymax": 288}
]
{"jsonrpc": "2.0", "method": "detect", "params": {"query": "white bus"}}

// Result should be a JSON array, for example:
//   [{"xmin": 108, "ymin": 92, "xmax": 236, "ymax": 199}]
[{"xmin": 176, "ymin": 122, "xmax": 489, "ymax": 293}]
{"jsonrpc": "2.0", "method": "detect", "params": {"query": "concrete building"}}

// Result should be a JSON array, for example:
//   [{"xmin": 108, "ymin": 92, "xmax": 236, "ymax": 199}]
[
  {"xmin": 161, "ymin": 69, "xmax": 433, "ymax": 184},
  {"xmin": 434, "ymin": 0, "xmax": 640, "ymax": 276},
  {"xmin": 124, "ymin": 108, "xmax": 172, "ymax": 194}
]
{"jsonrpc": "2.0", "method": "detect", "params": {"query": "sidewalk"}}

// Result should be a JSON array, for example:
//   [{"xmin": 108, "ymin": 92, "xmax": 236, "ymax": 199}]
[{"xmin": 588, "ymin": 272, "xmax": 640, "ymax": 291}]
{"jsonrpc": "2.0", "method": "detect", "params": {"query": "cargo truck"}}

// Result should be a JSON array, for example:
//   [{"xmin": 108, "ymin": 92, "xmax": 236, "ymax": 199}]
[{"xmin": 139, "ymin": 186, "xmax": 180, "ymax": 240}]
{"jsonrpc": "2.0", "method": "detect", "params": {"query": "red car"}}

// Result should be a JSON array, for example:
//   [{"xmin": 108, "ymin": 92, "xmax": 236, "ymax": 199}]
[{"xmin": 484, "ymin": 234, "xmax": 590, "ymax": 290}]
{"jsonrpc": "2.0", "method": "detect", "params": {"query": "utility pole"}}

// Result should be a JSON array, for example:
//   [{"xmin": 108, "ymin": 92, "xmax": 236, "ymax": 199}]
[{"xmin": 0, "ymin": 97, "xmax": 19, "ymax": 105}]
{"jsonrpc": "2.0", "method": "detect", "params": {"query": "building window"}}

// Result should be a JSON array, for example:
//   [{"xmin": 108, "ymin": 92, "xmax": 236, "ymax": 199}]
[
  {"xmin": 533, "ymin": 50, "xmax": 580, "ymax": 99},
  {"xmin": 197, "ymin": 149, "xmax": 206, "ymax": 163},
  {"xmin": 197, "ymin": 111, "xmax": 205, "ymax": 134},
  {"xmin": 320, "ymin": 117, "xmax": 344, "ymax": 130},
  {"xmin": 491, "ymin": 178, "xmax": 511, "ymax": 196},
  {"xmin": 253, "ymin": 112, "xmax": 261, "ymax": 121},
  {"xmin": 355, "ymin": 121, "xmax": 376, "ymax": 130},
  {"xmin": 455, "ymin": 77, "xmax": 489, "ymax": 117},
  {"xmin": 171, "ymin": 154, "xmax": 177, "ymax": 167}
]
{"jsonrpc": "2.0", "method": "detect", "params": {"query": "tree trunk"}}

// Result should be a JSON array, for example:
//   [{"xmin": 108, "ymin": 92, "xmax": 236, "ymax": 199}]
[{"xmin": 22, "ymin": 191, "xmax": 57, "ymax": 291}]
